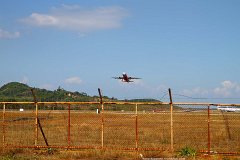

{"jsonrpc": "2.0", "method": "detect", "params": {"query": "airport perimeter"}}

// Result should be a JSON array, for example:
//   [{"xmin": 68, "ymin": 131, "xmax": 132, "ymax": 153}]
[{"xmin": 1, "ymin": 101, "xmax": 240, "ymax": 159}]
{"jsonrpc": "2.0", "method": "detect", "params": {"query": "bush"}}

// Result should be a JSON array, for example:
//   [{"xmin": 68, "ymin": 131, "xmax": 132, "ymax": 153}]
[{"xmin": 178, "ymin": 146, "xmax": 196, "ymax": 158}]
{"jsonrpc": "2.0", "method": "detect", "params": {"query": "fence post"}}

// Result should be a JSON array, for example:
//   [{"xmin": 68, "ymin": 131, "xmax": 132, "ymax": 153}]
[
  {"xmin": 68, "ymin": 104, "xmax": 71, "ymax": 147},
  {"xmin": 35, "ymin": 102, "xmax": 38, "ymax": 146},
  {"xmin": 101, "ymin": 103, "xmax": 104, "ymax": 149},
  {"xmin": 31, "ymin": 88, "xmax": 39, "ymax": 147},
  {"xmin": 37, "ymin": 118, "xmax": 49, "ymax": 146},
  {"xmin": 135, "ymin": 104, "xmax": 138, "ymax": 150},
  {"xmin": 168, "ymin": 88, "xmax": 174, "ymax": 152},
  {"xmin": 98, "ymin": 88, "xmax": 104, "ymax": 149},
  {"xmin": 2, "ymin": 103, "xmax": 6, "ymax": 149},
  {"xmin": 207, "ymin": 105, "xmax": 211, "ymax": 154}
]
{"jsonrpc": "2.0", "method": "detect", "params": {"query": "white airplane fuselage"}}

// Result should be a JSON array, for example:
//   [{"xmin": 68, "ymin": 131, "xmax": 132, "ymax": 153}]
[{"xmin": 217, "ymin": 106, "xmax": 240, "ymax": 112}]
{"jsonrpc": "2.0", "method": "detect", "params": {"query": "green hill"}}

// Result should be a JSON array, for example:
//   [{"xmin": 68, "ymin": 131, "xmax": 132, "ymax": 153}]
[
  {"xmin": 0, "ymin": 82, "xmax": 96, "ymax": 102},
  {"xmin": 0, "ymin": 82, "xmax": 179, "ymax": 111},
  {"xmin": 0, "ymin": 82, "xmax": 162, "ymax": 103}
]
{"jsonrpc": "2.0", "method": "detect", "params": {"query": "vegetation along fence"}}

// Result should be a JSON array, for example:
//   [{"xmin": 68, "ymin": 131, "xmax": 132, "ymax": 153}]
[{"xmin": 1, "ymin": 101, "xmax": 240, "ymax": 156}]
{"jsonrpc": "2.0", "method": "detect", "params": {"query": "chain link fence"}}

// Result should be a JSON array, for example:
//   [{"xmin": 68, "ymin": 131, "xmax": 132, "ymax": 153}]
[{"xmin": 1, "ymin": 102, "xmax": 240, "ymax": 158}]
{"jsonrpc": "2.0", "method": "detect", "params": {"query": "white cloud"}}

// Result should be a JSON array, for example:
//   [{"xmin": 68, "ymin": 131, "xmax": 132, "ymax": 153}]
[
  {"xmin": 21, "ymin": 5, "xmax": 128, "ymax": 32},
  {"xmin": 40, "ymin": 84, "xmax": 55, "ymax": 90},
  {"xmin": 26, "ymin": 13, "xmax": 58, "ymax": 26},
  {"xmin": 182, "ymin": 87, "xmax": 209, "ymax": 97},
  {"xmin": 0, "ymin": 28, "xmax": 20, "ymax": 39},
  {"xmin": 21, "ymin": 76, "xmax": 29, "ymax": 84},
  {"xmin": 214, "ymin": 80, "xmax": 240, "ymax": 97},
  {"xmin": 181, "ymin": 80, "xmax": 240, "ymax": 98},
  {"xmin": 64, "ymin": 77, "xmax": 82, "ymax": 85}
]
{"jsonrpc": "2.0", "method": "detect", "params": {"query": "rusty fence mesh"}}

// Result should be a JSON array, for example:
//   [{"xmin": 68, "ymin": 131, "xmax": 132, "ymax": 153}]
[
  {"xmin": 173, "ymin": 104, "xmax": 209, "ymax": 151},
  {"xmin": 2, "ymin": 103, "xmax": 35, "ymax": 148},
  {"xmin": 0, "ymin": 104, "xmax": 3, "ymax": 152},
  {"xmin": 1, "ymin": 102, "xmax": 240, "ymax": 155},
  {"xmin": 37, "ymin": 103, "xmax": 102, "ymax": 148},
  {"xmin": 137, "ymin": 104, "xmax": 171, "ymax": 151},
  {"xmin": 210, "ymin": 106, "xmax": 240, "ymax": 153},
  {"xmin": 175, "ymin": 104, "xmax": 240, "ymax": 154}
]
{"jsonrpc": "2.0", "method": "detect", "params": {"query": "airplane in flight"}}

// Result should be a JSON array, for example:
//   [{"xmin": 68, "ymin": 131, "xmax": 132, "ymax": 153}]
[{"xmin": 112, "ymin": 72, "xmax": 141, "ymax": 83}]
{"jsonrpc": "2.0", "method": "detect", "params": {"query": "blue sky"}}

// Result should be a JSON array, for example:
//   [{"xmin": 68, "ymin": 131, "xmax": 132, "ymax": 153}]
[{"xmin": 1, "ymin": 0, "xmax": 240, "ymax": 102}]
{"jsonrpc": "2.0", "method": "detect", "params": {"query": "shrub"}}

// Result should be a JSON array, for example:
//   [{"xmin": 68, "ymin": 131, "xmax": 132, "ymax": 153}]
[{"xmin": 178, "ymin": 146, "xmax": 196, "ymax": 158}]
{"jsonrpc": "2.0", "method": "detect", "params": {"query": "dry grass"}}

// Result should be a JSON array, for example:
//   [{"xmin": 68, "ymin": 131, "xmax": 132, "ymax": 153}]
[{"xmin": 1, "ymin": 107, "xmax": 240, "ymax": 159}]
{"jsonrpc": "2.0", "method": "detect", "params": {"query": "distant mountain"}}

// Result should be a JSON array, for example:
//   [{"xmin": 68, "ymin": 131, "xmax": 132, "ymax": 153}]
[
  {"xmin": 125, "ymin": 98, "xmax": 161, "ymax": 102},
  {"xmin": 0, "ymin": 82, "xmax": 161, "ymax": 103},
  {"xmin": 0, "ymin": 82, "xmax": 97, "ymax": 102},
  {"xmin": 0, "ymin": 82, "xmax": 179, "ymax": 111}
]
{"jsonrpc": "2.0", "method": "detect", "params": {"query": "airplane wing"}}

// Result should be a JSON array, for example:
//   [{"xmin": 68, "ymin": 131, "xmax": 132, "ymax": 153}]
[
  {"xmin": 112, "ymin": 77, "xmax": 124, "ymax": 79},
  {"xmin": 128, "ymin": 77, "xmax": 141, "ymax": 80}
]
